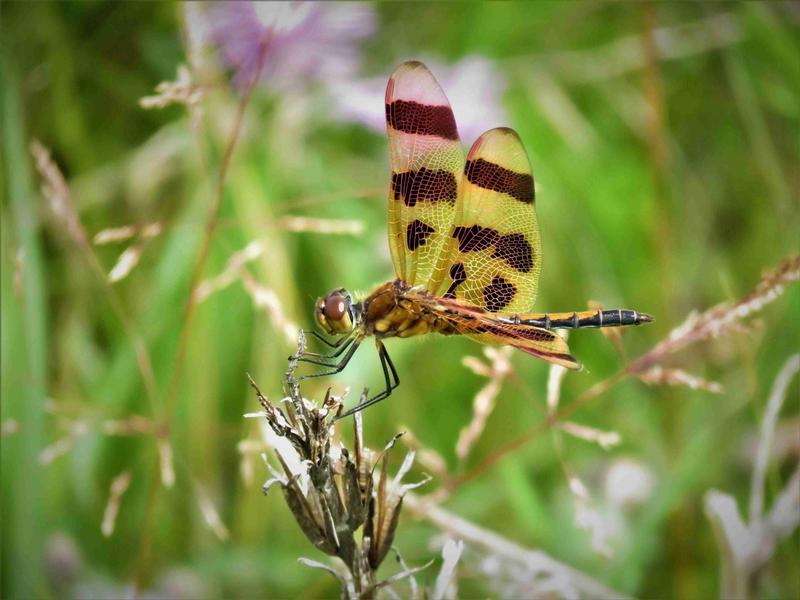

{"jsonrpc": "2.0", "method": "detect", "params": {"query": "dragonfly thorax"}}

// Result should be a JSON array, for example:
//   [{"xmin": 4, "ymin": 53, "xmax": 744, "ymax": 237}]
[{"xmin": 316, "ymin": 288, "xmax": 360, "ymax": 335}]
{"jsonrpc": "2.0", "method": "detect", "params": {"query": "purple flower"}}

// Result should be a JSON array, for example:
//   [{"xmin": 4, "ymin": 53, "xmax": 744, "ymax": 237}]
[
  {"xmin": 328, "ymin": 55, "xmax": 509, "ymax": 143},
  {"xmin": 192, "ymin": 1, "xmax": 376, "ymax": 89}
]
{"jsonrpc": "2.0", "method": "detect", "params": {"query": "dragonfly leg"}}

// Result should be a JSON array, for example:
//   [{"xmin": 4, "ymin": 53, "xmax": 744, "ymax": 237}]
[
  {"xmin": 337, "ymin": 340, "xmax": 399, "ymax": 419},
  {"xmin": 297, "ymin": 334, "xmax": 356, "ymax": 360},
  {"xmin": 296, "ymin": 337, "xmax": 362, "ymax": 381},
  {"xmin": 302, "ymin": 329, "xmax": 351, "ymax": 349}
]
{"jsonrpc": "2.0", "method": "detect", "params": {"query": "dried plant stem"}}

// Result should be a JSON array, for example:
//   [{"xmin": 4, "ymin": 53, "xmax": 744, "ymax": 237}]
[
  {"xmin": 404, "ymin": 493, "xmax": 629, "ymax": 599},
  {"xmin": 451, "ymin": 253, "xmax": 799, "ymax": 492},
  {"xmin": 449, "ymin": 371, "xmax": 624, "ymax": 491},
  {"xmin": 132, "ymin": 45, "xmax": 268, "ymax": 593},
  {"xmin": 161, "ymin": 52, "xmax": 267, "ymax": 426},
  {"xmin": 629, "ymin": 254, "xmax": 799, "ymax": 373}
]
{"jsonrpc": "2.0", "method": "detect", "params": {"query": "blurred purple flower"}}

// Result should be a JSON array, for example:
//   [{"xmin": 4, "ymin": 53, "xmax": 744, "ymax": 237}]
[
  {"xmin": 193, "ymin": 1, "xmax": 376, "ymax": 89},
  {"xmin": 188, "ymin": 3, "xmax": 506, "ymax": 143},
  {"xmin": 328, "ymin": 56, "xmax": 509, "ymax": 143}
]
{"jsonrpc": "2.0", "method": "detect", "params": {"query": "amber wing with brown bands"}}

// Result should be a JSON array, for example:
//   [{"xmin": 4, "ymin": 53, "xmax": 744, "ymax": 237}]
[
  {"xmin": 434, "ymin": 127, "xmax": 542, "ymax": 315},
  {"xmin": 385, "ymin": 61, "xmax": 466, "ymax": 288}
]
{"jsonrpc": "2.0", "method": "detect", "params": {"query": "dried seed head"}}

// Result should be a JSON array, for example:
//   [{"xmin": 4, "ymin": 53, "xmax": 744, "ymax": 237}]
[{"xmin": 249, "ymin": 338, "xmax": 429, "ymax": 591}]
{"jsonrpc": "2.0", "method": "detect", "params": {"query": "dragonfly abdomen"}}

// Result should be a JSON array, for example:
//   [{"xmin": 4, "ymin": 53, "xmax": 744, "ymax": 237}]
[{"xmin": 503, "ymin": 309, "xmax": 654, "ymax": 330}]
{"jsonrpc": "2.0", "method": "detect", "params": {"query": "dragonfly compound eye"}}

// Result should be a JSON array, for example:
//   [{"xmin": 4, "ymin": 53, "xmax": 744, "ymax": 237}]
[
  {"xmin": 325, "ymin": 294, "xmax": 347, "ymax": 321},
  {"xmin": 319, "ymin": 290, "xmax": 354, "ymax": 334}
]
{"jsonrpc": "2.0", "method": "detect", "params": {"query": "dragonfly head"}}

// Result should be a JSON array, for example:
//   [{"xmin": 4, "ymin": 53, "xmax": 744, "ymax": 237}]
[{"xmin": 316, "ymin": 288, "xmax": 358, "ymax": 335}]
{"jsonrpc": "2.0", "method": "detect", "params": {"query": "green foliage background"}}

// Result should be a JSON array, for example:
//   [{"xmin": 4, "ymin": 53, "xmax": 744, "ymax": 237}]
[{"xmin": 2, "ymin": 2, "xmax": 798, "ymax": 598}]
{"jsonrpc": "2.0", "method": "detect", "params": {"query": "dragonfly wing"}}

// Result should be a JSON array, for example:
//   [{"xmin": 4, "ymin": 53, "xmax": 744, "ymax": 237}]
[
  {"xmin": 385, "ymin": 61, "xmax": 466, "ymax": 288},
  {"xmin": 432, "ymin": 298, "xmax": 580, "ymax": 369},
  {"xmin": 435, "ymin": 127, "xmax": 542, "ymax": 314}
]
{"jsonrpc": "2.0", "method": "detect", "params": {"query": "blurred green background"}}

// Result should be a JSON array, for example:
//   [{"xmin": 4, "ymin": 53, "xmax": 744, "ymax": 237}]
[{"xmin": 2, "ymin": 2, "xmax": 798, "ymax": 598}]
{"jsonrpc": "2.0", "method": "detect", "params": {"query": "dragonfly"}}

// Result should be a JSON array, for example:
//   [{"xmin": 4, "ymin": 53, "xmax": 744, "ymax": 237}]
[{"xmin": 298, "ymin": 61, "xmax": 653, "ymax": 417}]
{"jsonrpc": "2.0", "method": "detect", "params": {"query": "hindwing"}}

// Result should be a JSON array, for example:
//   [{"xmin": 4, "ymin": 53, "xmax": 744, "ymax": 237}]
[{"xmin": 436, "ymin": 128, "xmax": 542, "ymax": 314}]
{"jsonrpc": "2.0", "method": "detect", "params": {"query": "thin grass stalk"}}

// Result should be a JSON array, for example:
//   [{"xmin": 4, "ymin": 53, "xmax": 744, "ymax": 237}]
[
  {"xmin": 449, "ymin": 371, "xmax": 625, "ymax": 490},
  {"xmin": 452, "ymin": 254, "xmax": 798, "ymax": 491},
  {"xmin": 132, "ymin": 41, "xmax": 269, "ymax": 593},
  {"xmin": 2, "ymin": 58, "xmax": 48, "ymax": 599},
  {"xmin": 30, "ymin": 140, "xmax": 159, "ymax": 414}
]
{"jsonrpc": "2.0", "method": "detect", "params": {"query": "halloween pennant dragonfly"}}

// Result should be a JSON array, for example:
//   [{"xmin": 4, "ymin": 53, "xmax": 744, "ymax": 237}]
[{"xmin": 299, "ymin": 61, "xmax": 653, "ymax": 417}]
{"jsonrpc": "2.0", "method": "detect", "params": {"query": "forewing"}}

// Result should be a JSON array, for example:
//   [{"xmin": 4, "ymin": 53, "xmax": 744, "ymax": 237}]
[
  {"xmin": 436, "ymin": 128, "xmax": 541, "ymax": 314},
  {"xmin": 385, "ymin": 61, "xmax": 465, "ymax": 288}
]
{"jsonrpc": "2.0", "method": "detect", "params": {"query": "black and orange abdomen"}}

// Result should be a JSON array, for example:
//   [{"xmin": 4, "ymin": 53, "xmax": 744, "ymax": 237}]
[{"xmin": 502, "ymin": 309, "xmax": 654, "ymax": 330}]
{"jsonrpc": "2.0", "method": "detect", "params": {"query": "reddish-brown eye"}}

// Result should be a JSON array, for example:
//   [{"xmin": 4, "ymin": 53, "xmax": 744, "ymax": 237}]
[{"xmin": 324, "ymin": 294, "xmax": 346, "ymax": 321}]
